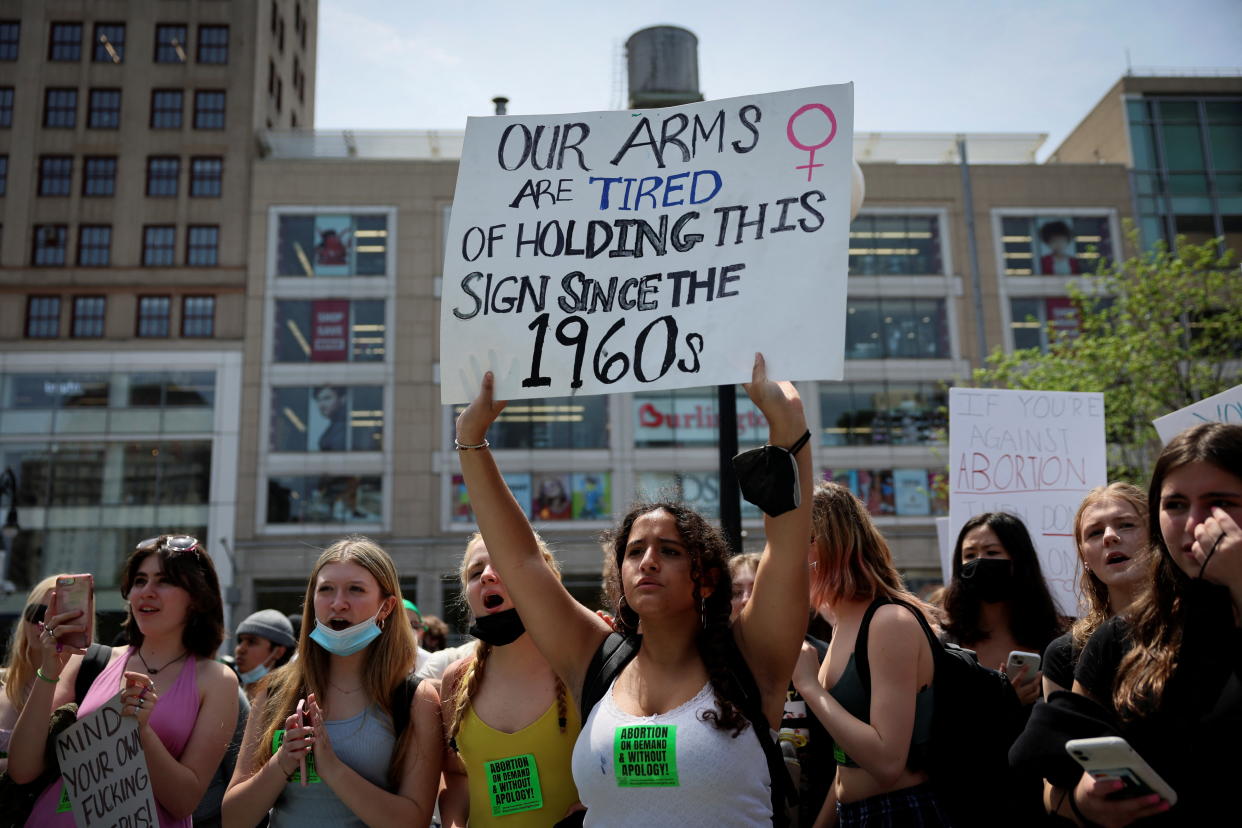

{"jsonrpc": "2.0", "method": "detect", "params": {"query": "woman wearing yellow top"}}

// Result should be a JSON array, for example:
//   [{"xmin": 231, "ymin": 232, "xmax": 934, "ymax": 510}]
[{"xmin": 439, "ymin": 533, "xmax": 582, "ymax": 827}]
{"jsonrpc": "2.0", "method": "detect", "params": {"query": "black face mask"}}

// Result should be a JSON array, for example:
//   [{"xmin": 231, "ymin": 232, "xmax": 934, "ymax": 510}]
[
  {"xmin": 959, "ymin": 558, "xmax": 1014, "ymax": 603},
  {"xmin": 469, "ymin": 608, "xmax": 526, "ymax": 646},
  {"xmin": 732, "ymin": 430, "xmax": 811, "ymax": 517}
]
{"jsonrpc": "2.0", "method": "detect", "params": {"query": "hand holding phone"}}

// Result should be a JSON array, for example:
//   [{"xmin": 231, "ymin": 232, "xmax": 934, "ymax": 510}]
[
  {"xmin": 1066, "ymin": 737, "xmax": 1177, "ymax": 806},
  {"xmin": 1005, "ymin": 650, "xmax": 1041, "ymax": 683},
  {"xmin": 295, "ymin": 699, "xmax": 309, "ymax": 786},
  {"xmin": 54, "ymin": 574, "xmax": 94, "ymax": 650}
]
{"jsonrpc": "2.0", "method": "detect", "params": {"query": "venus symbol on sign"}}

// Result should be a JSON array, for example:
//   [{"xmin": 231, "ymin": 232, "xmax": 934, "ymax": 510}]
[{"xmin": 786, "ymin": 103, "xmax": 838, "ymax": 182}]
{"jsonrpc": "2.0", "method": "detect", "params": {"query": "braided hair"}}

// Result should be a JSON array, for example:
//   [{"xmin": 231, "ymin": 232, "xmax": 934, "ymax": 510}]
[{"xmin": 604, "ymin": 502, "xmax": 750, "ymax": 736}]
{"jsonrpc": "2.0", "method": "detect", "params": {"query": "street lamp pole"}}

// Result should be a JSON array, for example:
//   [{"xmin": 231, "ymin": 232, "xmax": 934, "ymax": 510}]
[{"xmin": 0, "ymin": 467, "xmax": 21, "ymax": 594}]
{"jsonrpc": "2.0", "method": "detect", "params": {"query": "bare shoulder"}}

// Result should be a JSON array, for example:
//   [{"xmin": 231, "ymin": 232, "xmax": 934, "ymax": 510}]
[
  {"xmin": 414, "ymin": 676, "xmax": 440, "ymax": 708},
  {"xmin": 197, "ymin": 657, "xmax": 240, "ymax": 692},
  {"xmin": 869, "ymin": 604, "xmax": 927, "ymax": 646}
]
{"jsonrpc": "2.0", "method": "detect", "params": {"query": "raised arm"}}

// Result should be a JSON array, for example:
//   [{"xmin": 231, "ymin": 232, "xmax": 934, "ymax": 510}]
[
  {"xmin": 454, "ymin": 373, "xmax": 612, "ymax": 695},
  {"xmin": 733, "ymin": 353, "xmax": 812, "ymax": 705}
]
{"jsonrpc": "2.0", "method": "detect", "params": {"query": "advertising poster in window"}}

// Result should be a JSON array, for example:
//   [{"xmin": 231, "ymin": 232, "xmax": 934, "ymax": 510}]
[
  {"xmin": 1035, "ymin": 218, "xmax": 1080, "ymax": 275},
  {"xmin": 440, "ymin": 83, "xmax": 854, "ymax": 403},
  {"xmin": 532, "ymin": 473, "xmax": 572, "ymax": 521},
  {"xmin": 948, "ymin": 387, "xmax": 1106, "ymax": 615},
  {"xmin": 635, "ymin": 471, "xmax": 759, "ymax": 519},
  {"xmin": 310, "ymin": 300, "xmax": 349, "ymax": 361},
  {"xmin": 314, "ymin": 215, "xmax": 354, "ymax": 276},
  {"xmin": 452, "ymin": 473, "xmax": 531, "ymax": 523},
  {"xmin": 571, "ymin": 472, "xmax": 610, "ymax": 520},
  {"xmin": 892, "ymin": 468, "xmax": 931, "ymax": 516},
  {"xmin": 268, "ymin": 476, "xmax": 382, "ymax": 525}
]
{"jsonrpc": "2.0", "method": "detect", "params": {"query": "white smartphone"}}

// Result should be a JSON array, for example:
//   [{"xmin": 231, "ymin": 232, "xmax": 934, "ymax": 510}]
[
  {"xmin": 1006, "ymin": 650, "xmax": 1041, "ymax": 681},
  {"xmin": 1065, "ymin": 737, "xmax": 1177, "ymax": 806}
]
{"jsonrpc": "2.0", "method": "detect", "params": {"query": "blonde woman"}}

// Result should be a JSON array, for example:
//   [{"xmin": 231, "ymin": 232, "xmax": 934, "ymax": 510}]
[
  {"xmin": 439, "ymin": 533, "xmax": 582, "ymax": 827},
  {"xmin": 1, "ymin": 577, "xmax": 65, "ymax": 774},
  {"xmin": 224, "ymin": 536, "xmax": 442, "ymax": 827}
]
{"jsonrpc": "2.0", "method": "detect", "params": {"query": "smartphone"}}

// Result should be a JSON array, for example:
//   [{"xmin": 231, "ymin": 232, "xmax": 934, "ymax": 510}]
[
  {"xmin": 295, "ymin": 699, "xmax": 308, "ymax": 786},
  {"xmin": 1006, "ymin": 650, "xmax": 1041, "ymax": 681},
  {"xmin": 1065, "ymin": 737, "xmax": 1177, "ymax": 806},
  {"xmin": 54, "ymin": 574, "xmax": 94, "ymax": 650}
]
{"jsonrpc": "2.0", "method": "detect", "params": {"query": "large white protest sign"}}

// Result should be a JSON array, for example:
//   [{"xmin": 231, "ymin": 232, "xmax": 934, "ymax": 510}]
[
  {"xmin": 948, "ymin": 388, "xmax": 1107, "ymax": 616},
  {"xmin": 440, "ymin": 84, "xmax": 853, "ymax": 404},
  {"xmin": 55, "ymin": 694, "xmax": 158, "ymax": 828},
  {"xmin": 1152, "ymin": 382, "xmax": 1242, "ymax": 444}
]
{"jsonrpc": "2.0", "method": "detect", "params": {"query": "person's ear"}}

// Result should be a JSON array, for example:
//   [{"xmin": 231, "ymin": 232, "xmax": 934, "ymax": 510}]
[
  {"xmin": 378, "ymin": 595, "xmax": 398, "ymax": 624},
  {"xmin": 700, "ymin": 566, "xmax": 719, "ymax": 600},
  {"xmin": 267, "ymin": 645, "xmax": 287, "ymax": 667}
]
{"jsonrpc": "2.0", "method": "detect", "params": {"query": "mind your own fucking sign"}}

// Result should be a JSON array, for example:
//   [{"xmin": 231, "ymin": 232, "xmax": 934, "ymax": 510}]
[{"xmin": 439, "ymin": 84, "xmax": 853, "ymax": 404}]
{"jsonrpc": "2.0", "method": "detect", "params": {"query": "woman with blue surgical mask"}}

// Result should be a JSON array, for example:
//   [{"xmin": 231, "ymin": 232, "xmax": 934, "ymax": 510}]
[
  {"xmin": 234, "ymin": 609, "xmax": 297, "ymax": 699},
  {"xmin": 224, "ymin": 536, "xmax": 443, "ymax": 827}
]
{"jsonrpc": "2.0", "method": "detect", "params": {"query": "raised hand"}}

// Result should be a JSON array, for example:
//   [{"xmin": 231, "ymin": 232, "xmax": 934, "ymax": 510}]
[
  {"xmin": 121, "ymin": 671, "xmax": 158, "ymax": 727},
  {"xmin": 454, "ymin": 371, "xmax": 508, "ymax": 446},
  {"xmin": 36, "ymin": 590, "xmax": 87, "ymax": 677},
  {"xmin": 742, "ymin": 352, "xmax": 806, "ymax": 446}
]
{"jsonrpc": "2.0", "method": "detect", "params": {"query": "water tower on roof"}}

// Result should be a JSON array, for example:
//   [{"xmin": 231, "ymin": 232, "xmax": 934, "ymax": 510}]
[{"xmin": 626, "ymin": 26, "xmax": 704, "ymax": 109}]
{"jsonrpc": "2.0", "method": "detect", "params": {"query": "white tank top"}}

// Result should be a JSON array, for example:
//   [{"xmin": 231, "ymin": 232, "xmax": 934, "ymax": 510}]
[{"xmin": 571, "ymin": 677, "xmax": 773, "ymax": 826}]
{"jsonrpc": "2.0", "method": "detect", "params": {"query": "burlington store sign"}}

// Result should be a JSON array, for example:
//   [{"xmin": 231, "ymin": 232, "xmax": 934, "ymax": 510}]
[{"xmin": 632, "ymin": 395, "xmax": 767, "ymax": 445}]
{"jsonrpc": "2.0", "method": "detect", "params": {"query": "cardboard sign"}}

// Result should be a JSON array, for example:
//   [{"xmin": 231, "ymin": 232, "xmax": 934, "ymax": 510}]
[
  {"xmin": 947, "ymin": 388, "xmax": 1107, "ymax": 615},
  {"xmin": 1152, "ymin": 382, "xmax": 1242, "ymax": 444},
  {"xmin": 440, "ymin": 84, "xmax": 854, "ymax": 403},
  {"xmin": 54, "ymin": 694, "xmax": 159, "ymax": 828}
]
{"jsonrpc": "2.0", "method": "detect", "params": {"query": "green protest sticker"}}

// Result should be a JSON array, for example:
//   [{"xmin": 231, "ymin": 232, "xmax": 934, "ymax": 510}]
[
  {"xmin": 486, "ymin": 753, "xmax": 543, "ymax": 816},
  {"xmin": 273, "ymin": 729, "xmax": 321, "ymax": 784},
  {"xmin": 613, "ymin": 724, "xmax": 678, "ymax": 787},
  {"xmin": 57, "ymin": 785, "xmax": 72, "ymax": 813}
]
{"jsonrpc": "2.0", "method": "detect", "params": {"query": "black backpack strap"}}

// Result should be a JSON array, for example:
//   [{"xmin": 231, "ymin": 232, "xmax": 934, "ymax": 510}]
[
  {"xmin": 74, "ymin": 643, "xmax": 113, "ymax": 703},
  {"xmin": 578, "ymin": 633, "xmax": 640, "ymax": 725},
  {"xmin": 723, "ymin": 636, "xmax": 795, "ymax": 827},
  {"xmin": 852, "ymin": 597, "xmax": 892, "ymax": 696},
  {"xmin": 392, "ymin": 674, "xmax": 422, "ymax": 739}
]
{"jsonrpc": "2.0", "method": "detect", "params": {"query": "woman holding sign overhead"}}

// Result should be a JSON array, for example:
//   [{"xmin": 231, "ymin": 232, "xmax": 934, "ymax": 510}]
[
  {"xmin": 454, "ymin": 353, "xmax": 811, "ymax": 826},
  {"xmin": 223, "ymin": 536, "xmax": 442, "ymax": 828},
  {"xmin": 10, "ymin": 535, "xmax": 239, "ymax": 827}
]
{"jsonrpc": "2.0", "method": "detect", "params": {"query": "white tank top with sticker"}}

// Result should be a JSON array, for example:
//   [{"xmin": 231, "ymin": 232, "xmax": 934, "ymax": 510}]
[{"xmin": 571, "ymin": 677, "xmax": 773, "ymax": 826}]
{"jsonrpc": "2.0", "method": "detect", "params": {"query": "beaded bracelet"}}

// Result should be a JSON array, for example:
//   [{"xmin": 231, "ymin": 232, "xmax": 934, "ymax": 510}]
[{"xmin": 454, "ymin": 438, "xmax": 490, "ymax": 451}]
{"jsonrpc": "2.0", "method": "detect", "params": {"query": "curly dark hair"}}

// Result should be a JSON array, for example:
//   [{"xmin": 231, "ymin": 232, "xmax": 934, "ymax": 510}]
[
  {"xmin": 1039, "ymin": 219, "xmax": 1074, "ymax": 245},
  {"xmin": 603, "ymin": 502, "xmax": 749, "ymax": 736},
  {"xmin": 943, "ymin": 512, "xmax": 1064, "ymax": 652}
]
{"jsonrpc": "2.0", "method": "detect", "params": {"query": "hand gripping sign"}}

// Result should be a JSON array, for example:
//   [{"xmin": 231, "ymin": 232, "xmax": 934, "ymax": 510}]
[{"xmin": 439, "ymin": 84, "xmax": 855, "ymax": 404}]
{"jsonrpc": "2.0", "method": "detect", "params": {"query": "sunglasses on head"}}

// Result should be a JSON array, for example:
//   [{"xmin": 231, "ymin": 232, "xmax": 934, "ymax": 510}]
[
  {"xmin": 24, "ymin": 603, "xmax": 48, "ymax": 625},
  {"xmin": 136, "ymin": 535, "xmax": 201, "ymax": 556}
]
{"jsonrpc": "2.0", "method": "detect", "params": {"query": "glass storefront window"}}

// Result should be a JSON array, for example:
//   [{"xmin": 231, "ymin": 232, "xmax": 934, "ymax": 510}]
[
  {"xmin": 844, "ymin": 298, "xmax": 949, "ymax": 359},
  {"xmin": 274, "ymin": 300, "xmax": 386, "ymax": 363},
  {"xmin": 271, "ymin": 386, "xmax": 384, "ymax": 452},
  {"xmin": 276, "ymin": 213, "xmax": 389, "ymax": 277},
  {"xmin": 822, "ymin": 468, "xmax": 948, "ymax": 517},
  {"xmin": 631, "ymin": 387, "xmax": 765, "ymax": 448},
  {"xmin": 1000, "ymin": 215, "xmax": 1112, "ymax": 277},
  {"xmin": 819, "ymin": 382, "xmax": 946, "ymax": 446},
  {"xmin": 451, "ymin": 472, "xmax": 611, "ymax": 523},
  {"xmin": 634, "ymin": 471, "xmax": 760, "ymax": 520},
  {"xmin": 450, "ymin": 396, "xmax": 608, "ymax": 450},
  {"xmin": 1010, "ymin": 297, "xmax": 1080, "ymax": 353},
  {"xmin": 268, "ymin": 475, "xmax": 383, "ymax": 524},
  {"xmin": 849, "ymin": 214, "xmax": 943, "ymax": 276}
]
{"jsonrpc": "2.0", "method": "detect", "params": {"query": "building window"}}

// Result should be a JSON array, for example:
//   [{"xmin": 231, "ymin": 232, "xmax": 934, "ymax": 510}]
[
  {"xmin": 142, "ymin": 225, "xmax": 176, "ymax": 266},
  {"xmin": 277, "ymin": 214, "xmax": 389, "ymax": 276},
  {"xmin": 154, "ymin": 24, "xmax": 187, "ymax": 63},
  {"xmin": 1000, "ymin": 215, "xmax": 1113, "ymax": 276},
  {"xmin": 43, "ymin": 88, "xmax": 77, "ymax": 128},
  {"xmin": 26, "ymin": 296, "xmax": 61, "ymax": 338},
  {"xmin": 454, "ymin": 396, "xmax": 609, "ymax": 450},
  {"xmin": 33, "ymin": 225, "xmax": 68, "ymax": 266},
  {"xmin": 48, "ymin": 23, "xmax": 82, "ymax": 61},
  {"xmin": 821, "ymin": 468, "xmax": 949, "ymax": 517},
  {"xmin": 277, "ymin": 17, "xmax": 285, "ymax": 52},
  {"xmin": 268, "ymin": 60, "xmax": 276, "ymax": 96},
  {"xmin": 453, "ymin": 472, "xmax": 612, "ymax": 523},
  {"xmin": 72, "ymin": 296, "xmax": 106, "ymax": 338},
  {"xmin": 0, "ymin": 21, "xmax": 19, "ymax": 60},
  {"xmin": 189, "ymin": 157, "xmax": 223, "ymax": 197},
  {"xmin": 83, "ymin": 156, "xmax": 117, "ymax": 196},
  {"xmin": 146, "ymin": 156, "xmax": 179, "ymax": 197},
  {"xmin": 849, "ymin": 214, "xmax": 944, "ymax": 276},
  {"xmin": 271, "ymin": 2, "xmax": 279, "ymax": 35},
  {"xmin": 0, "ymin": 155, "xmax": 7, "ymax": 196},
  {"xmin": 271, "ymin": 386, "xmax": 385, "ymax": 452},
  {"xmin": 268, "ymin": 476, "xmax": 383, "ymax": 525},
  {"xmin": 77, "ymin": 226, "xmax": 111, "ymax": 267},
  {"xmin": 193, "ymin": 90, "xmax": 225, "ymax": 129},
  {"xmin": 38, "ymin": 155, "xmax": 73, "ymax": 196},
  {"xmin": 0, "ymin": 87, "xmax": 12, "ymax": 127},
  {"xmin": 87, "ymin": 88, "xmax": 121, "ymax": 129},
  {"xmin": 196, "ymin": 25, "xmax": 229, "ymax": 64},
  {"xmin": 92, "ymin": 23, "xmax": 125, "ymax": 63},
  {"xmin": 182, "ymin": 296, "xmax": 215, "ymax": 337},
  {"xmin": 275, "ymin": 76, "xmax": 283, "ymax": 113},
  {"xmin": 274, "ymin": 300, "xmax": 386, "ymax": 362},
  {"xmin": 186, "ymin": 225, "xmax": 219, "ymax": 266},
  {"xmin": 844, "ymin": 298, "xmax": 950, "ymax": 359},
  {"xmin": 1010, "ymin": 297, "xmax": 1081, "ymax": 353},
  {"xmin": 819, "ymin": 382, "xmax": 947, "ymax": 446},
  {"xmin": 137, "ymin": 296, "xmax": 172, "ymax": 337},
  {"xmin": 150, "ymin": 89, "xmax": 182, "ymax": 128}
]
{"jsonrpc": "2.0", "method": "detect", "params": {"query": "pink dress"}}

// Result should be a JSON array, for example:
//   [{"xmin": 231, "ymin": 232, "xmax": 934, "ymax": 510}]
[{"xmin": 26, "ymin": 649, "xmax": 200, "ymax": 827}]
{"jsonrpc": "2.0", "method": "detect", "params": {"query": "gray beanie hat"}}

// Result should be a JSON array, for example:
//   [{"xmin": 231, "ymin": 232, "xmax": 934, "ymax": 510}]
[{"xmin": 236, "ymin": 609, "xmax": 296, "ymax": 649}]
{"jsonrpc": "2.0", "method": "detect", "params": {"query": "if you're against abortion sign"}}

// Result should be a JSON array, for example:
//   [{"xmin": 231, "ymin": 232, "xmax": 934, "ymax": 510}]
[{"xmin": 440, "ymin": 84, "xmax": 853, "ymax": 403}]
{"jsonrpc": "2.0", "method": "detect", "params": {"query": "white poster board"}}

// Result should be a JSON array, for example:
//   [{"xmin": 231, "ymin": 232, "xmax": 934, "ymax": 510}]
[
  {"xmin": 948, "ymin": 388, "xmax": 1107, "ymax": 615},
  {"xmin": 1152, "ymin": 382, "xmax": 1242, "ymax": 444},
  {"xmin": 55, "ymin": 694, "xmax": 159, "ymax": 828},
  {"xmin": 440, "ymin": 84, "xmax": 854, "ymax": 404}
]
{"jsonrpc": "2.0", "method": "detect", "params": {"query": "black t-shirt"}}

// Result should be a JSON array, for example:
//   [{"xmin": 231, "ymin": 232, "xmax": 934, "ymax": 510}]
[
  {"xmin": 1074, "ymin": 593, "xmax": 1242, "ymax": 824},
  {"xmin": 1042, "ymin": 632, "xmax": 1077, "ymax": 692}
]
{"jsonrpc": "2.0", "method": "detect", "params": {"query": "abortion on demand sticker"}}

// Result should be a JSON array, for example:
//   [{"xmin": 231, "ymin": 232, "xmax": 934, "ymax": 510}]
[
  {"xmin": 486, "ymin": 753, "xmax": 543, "ymax": 816},
  {"xmin": 439, "ymin": 84, "xmax": 853, "ymax": 404},
  {"xmin": 614, "ymin": 724, "xmax": 679, "ymax": 787}
]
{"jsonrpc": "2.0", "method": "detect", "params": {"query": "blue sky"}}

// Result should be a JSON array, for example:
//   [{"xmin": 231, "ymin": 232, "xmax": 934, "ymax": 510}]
[{"xmin": 315, "ymin": 0, "xmax": 1242, "ymax": 158}]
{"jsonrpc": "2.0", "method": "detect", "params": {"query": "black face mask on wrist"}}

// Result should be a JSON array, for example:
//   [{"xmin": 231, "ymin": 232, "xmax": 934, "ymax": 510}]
[
  {"xmin": 732, "ymin": 430, "xmax": 811, "ymax": 517},
  {"xmin": 468, "ymin": 608, "xmax": 526, "ymax": 646},
  {"xmin": 959, "ymin": 557, "xmax": 1015, "ymax": 603}
]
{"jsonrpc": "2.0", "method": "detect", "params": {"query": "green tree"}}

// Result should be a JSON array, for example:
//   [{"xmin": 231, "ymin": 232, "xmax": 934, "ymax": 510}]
[{"xmin": 974, "ymin": 230, "xmax": 1240, "ymax": 482}]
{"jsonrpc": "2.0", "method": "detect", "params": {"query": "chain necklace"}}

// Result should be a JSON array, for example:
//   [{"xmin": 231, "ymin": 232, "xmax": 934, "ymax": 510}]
[
  {"xmin": 328, "ymin": 678, "xmax": 363, "ymax": 694},
  {"xmin": 137, "ymin": 648, "xmax": 187, "ymax": 675}
]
